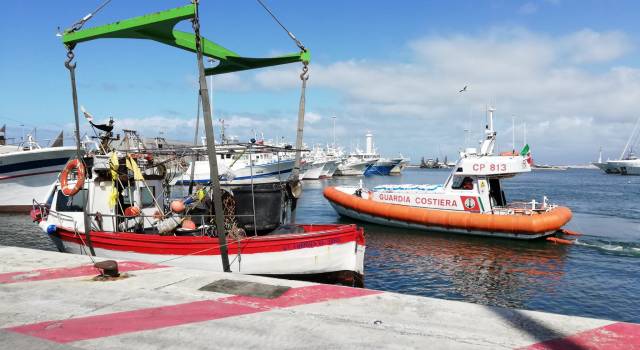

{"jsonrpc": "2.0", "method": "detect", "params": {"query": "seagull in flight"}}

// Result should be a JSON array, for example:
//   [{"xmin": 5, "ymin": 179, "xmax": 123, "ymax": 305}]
[{"xmin": 459, "ymin": 85, "xmax": 468, "ymax": 93}]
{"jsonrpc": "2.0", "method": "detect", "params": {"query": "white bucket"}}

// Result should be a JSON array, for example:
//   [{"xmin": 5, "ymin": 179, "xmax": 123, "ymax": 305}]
[{"xmin": 157, "ymin": 215, "xmax": 182, "ymax": 234}]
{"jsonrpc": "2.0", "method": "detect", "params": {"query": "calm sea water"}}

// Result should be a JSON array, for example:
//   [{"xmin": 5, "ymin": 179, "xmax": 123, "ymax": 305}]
[{"xmin": 2, "ymin": 168, "xmax": 639, "ymax": 323}]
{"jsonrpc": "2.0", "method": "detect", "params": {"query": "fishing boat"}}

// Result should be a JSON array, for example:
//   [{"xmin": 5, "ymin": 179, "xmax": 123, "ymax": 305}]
[
  {"xmin": 34, "ymin": 150, "xmax": 364, "ymax": 283},
  {"xmin": 0, "ymin": 131, "xmax": 76, "ymax": 212},
  {"xmin": 320, "ymin": 158, "xmax": 340, "ymax": 178},
  {"xmin": 173, "ymin": 143, "xmax": 296, "ymax": 185},
  {"xmin": 389, "ymin": 156, "xmax": 409, "ymax": 175},
  {"xmin": 324, "ymin": 108, "xmax": 573, "ymax": 240},
  {"xmin": 301, "ymin": 146, "xmax": 341, "ymax": 179},
  {"xmin": 35, "ymin": 2, "xmax": 365, "ymax": 285},
  {"xmin": 365, "ymin": 157, "xmax": 401, "ymax": 176},
  {"xmin": 334, "ymin": 156, "xmax": 376, "ymax": 176}
]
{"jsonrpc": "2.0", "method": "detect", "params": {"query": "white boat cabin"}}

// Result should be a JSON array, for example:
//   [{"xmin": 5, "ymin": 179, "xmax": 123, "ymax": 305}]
[
  {"xmin": 43, "ymin": 153, "xmax": 166, "ymax": 233},
  {"xmin": 368, "ymin": 108, "xmax": 543, "ymax": 214}
]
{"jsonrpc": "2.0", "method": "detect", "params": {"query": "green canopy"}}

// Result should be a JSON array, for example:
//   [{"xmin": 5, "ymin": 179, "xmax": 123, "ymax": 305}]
[{"xmin": 62, "ymin": 4, "xmax": 310, "ymax": 75}]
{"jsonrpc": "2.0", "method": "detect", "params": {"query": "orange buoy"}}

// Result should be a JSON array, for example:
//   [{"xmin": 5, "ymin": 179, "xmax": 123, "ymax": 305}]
[
  {"xmin": 546, "ymin": 237, "xmax": 574, "ymax": 245},
  {"xmin": 170, "ymin": 200, "xmax": 185, "ymax": 213},
  {"xmin": 60, "ymin": 159, "xmax": 86, "ymax": 197},
  {"xmin": 124, "ymin": 206, "xmax": 141, "ymax": 217},
  {"xmin": 181, "ymin": 219, "xmax": 196, "ymax": 230}
]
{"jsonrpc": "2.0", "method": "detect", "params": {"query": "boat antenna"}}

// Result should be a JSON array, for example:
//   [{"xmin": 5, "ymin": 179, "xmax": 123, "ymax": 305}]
[{"xmin": 256, "ymin": 0, "xmax": 307, "ymax": 52}]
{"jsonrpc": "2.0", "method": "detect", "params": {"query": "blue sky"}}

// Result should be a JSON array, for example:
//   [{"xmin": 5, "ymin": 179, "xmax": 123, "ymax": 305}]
[{"xmin": 2, "ymin": 1, "xmax": 640, "ymax": 164}]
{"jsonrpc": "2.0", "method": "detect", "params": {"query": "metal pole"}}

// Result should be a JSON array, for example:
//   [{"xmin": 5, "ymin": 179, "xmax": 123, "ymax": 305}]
[
  {"xmin": 64, "ymin": 48, "xmax": 95, "ymax": 256},
  {"xmin": 332, "ymin": 116, "xmax": 336, "ymax": 148},
  {"xmin": 289, "ymin": 64, "xmax": 309, "ymax": 223},
  {"xmin": 512, "ymin": 115, "xmax": 515, "ymax": 153},
  {"xmin": 188, "ymin": 94, "xmax": 201, "ymax": 195},
  {"xmin": 192, "ymin": 1, "xmax": 230, "ymax": 272}
]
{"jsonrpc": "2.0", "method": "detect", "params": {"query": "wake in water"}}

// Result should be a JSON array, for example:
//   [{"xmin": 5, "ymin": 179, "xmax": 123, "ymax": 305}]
[{"xmin": 574, "ymin": 238, "xmax": 640, "ymax": 257}]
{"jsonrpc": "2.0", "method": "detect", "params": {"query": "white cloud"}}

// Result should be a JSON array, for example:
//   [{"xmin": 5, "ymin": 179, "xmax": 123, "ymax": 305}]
[
  {"xmin": 246, "ymin": 27, "xmax": 640, "ymax": 162},
  {"xmin": 560, "ymin": 29, "xmax": 633, "ymax": 63},
  {"xmin": 305, "ymin": 112, "xmax": 322, "ymax": 124},
  {"xmin": 92, "ymin": 27, "xmax": 640, "ymax": 164}
]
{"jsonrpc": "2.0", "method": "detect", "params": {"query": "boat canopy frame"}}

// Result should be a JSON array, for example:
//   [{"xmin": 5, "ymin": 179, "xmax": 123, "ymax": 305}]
[{"xmin": 62, "ymin": 4, "xmax": 311, "ymax": 76}]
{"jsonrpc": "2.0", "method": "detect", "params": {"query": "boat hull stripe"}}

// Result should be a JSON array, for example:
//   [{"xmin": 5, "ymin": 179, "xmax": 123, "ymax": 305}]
[
  {"xmin": 0, "ymin": 157, "xmax": 70, "ymax": 174},
  {"xmin": 5, "ymin": 284, "xmax": 380, "ymax": 343},
  {"xmin": 54, "ymin": 226, "xmax": 361, "ymax": 256},
  {"xmin": 0, "ymin": 169, "xmax": 60, "ymax": 181}
]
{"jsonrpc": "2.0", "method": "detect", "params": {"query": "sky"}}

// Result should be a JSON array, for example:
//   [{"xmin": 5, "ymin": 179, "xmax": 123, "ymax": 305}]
[{"xmin": 2, "ymin": 0, "xmax": 640, "ymax": 164}]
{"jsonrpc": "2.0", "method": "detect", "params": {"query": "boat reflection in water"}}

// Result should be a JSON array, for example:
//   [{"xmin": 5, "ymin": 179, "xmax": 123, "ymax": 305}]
[{"xmin": 361, "ymin": 223, "xmax": 569, "ymax": 309}]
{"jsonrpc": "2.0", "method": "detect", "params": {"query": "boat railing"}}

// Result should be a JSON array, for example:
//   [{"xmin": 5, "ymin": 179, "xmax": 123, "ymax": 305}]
[
  {"xmin": 493, "ymin": 198, "xmax": 555, "ymax": 215},
  {"xmin": 84, "ymin": 211, "xmax": 259, "ymax": 236}
]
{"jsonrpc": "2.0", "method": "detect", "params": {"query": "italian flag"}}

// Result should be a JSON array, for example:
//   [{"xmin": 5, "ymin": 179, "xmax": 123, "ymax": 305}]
[{"xmin": 520, "ymin": 144, "xmax": 533, "ymax": 165}]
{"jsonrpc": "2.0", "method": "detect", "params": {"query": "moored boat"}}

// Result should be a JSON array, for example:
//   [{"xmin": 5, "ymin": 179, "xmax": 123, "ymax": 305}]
[
  {"xmin": 365, "ymin": 157, "xmax": 402, "ymax": 176},
  {"xmin": 389, "ymin": 156, "xmax": 409, "ymax": 175},
  {"xmin": 594, "ymin": 117, "xmax": 640, "ymax": 175},
  {"xmin": 335, "ymin": 157, "xmax": 375, "ymax": 176},
  {"xmin": 0, "ymin": 133, "xmax": 76, "ymax": 212},
  {"xmin": 324, "ymin": 107, "xmax": 573, "ymax": 239},
  {"xmin": 36, "ymin": 2, "xmax": 366, "ymax": 286}
]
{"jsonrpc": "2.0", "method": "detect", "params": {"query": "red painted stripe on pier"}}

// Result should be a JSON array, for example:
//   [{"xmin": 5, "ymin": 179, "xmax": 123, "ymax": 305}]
[
  {"xmin": 0, "ymin": 261, "xmax": 166, "ymax": 284},
  {"xmin": 519, "ymin": 322, "xmax": 640, "ymax": 350},
  {"xmin": 6, "ymin": 284, "xmax": 380, "ymax": 343}
]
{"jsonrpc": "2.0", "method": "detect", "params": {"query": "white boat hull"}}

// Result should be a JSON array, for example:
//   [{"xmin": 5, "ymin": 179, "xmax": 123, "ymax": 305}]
[
  {"xmin": 173, "ymin": 158, "xmax": 294, "ymax": 185},
  {"xmin": 301, "ymin": 161, "xmax": 326, "ymax": 180},
  {"xmin": 58, "ymin": 235, "xmax": 365, "ymax": 276},
  {"xmin": 593, "ymin": 162, "xmax": 620, "ymax": 174},
  {"xmin": 320, "ymin": 159, "xmax": 339, "ymax": 178},
  {"xmin": 335, "ymin": 159, "xmax": 373, "ymax": 176},
  {"xmin": 607, "ymin": 160, "xmax": 640, "ymax": 175},
  {"xmin": 0, "ymin": 146, "xmax": 76, "ymax": 212}
]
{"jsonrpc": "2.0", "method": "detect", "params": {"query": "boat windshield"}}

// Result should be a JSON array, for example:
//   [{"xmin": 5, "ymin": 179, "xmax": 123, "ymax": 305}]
[
  {"xmin": 451, "ymin": 176, "xmax": 474, "ymax": 190},
  {"xmin": 55, "ymin": 189, "xmax": 86, "ymax": 212}
]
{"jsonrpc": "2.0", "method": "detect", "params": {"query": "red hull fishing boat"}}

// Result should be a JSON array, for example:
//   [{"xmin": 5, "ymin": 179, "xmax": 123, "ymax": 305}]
[{"xmin": 33, "ymin": 1, "xmax": 365, "ymax": 285}]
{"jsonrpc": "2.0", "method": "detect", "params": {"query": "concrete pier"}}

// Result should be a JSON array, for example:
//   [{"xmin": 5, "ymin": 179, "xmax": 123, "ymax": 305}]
[{"xmin": 1, "ymin": 245, "xmax": 638, "ymax": 349}]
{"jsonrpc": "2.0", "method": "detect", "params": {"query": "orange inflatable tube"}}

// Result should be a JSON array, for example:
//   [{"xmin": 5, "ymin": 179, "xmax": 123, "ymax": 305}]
[{"xmin": 323, "ymin": 187, "xmax": 572, "ymax": 235}]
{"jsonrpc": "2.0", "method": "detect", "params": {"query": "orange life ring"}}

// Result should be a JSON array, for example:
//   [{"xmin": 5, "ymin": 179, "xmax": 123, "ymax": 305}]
[{"xmin": 60, "ymin": 159, "xmax": 86, "ymax": 197}]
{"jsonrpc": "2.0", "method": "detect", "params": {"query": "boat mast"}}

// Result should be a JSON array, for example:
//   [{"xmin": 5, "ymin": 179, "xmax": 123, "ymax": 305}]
[
  {"xmin": 332, "ymin": 115, "xmax": 336, "ymax": 148},
  {"xmin": 512, "ymin": 115, "xmax": 515, "ymax": 153},
  {"xmin": 620, "ymin": 117, "xmax": 640, "ymax": 160},
  {"xmin": 598, "ymin": 147, "xmax": 602, "ymax": 163},
  {"xmin": 479, "ymin": 106, "xmax": 496, "ymax": 155}
]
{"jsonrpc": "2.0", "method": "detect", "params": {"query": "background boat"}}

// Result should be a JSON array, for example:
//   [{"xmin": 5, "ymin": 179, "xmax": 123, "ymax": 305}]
[{"xmin": 0, "ymin": 132, "xmax": 76, "ymax": 212}]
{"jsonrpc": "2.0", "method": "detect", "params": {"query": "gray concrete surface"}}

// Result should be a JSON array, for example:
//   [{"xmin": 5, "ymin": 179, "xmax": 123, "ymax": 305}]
[{"xmin": 0, "ymin": 245, "xmax": 637, "ymax": 350}]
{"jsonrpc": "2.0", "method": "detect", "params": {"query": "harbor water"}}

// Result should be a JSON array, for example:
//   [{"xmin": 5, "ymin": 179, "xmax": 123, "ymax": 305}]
[{"xmin": 2, "ymin": 167, "xmax": 639, "ymax": 323}]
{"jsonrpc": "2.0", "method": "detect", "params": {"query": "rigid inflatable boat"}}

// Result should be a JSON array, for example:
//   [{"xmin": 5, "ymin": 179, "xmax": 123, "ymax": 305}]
[{"xmin": 324, "ymin": 107, "xmax": 573, "ymax": 240}]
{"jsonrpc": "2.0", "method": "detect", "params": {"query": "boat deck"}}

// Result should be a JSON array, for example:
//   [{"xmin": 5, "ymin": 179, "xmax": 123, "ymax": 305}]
[{"xmin": 1, "ymin": 245, "xmax": 638, "ymax": 349}]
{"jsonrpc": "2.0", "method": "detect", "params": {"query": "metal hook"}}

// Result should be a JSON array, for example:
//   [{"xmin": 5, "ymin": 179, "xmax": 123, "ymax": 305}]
[
  {"xmin": 299, "ymin": 64, "xmax": 309, "ymax": 81},
  {"xmin": 64, "ymin": 48, "xmax": 76, "ymax": 70}
]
